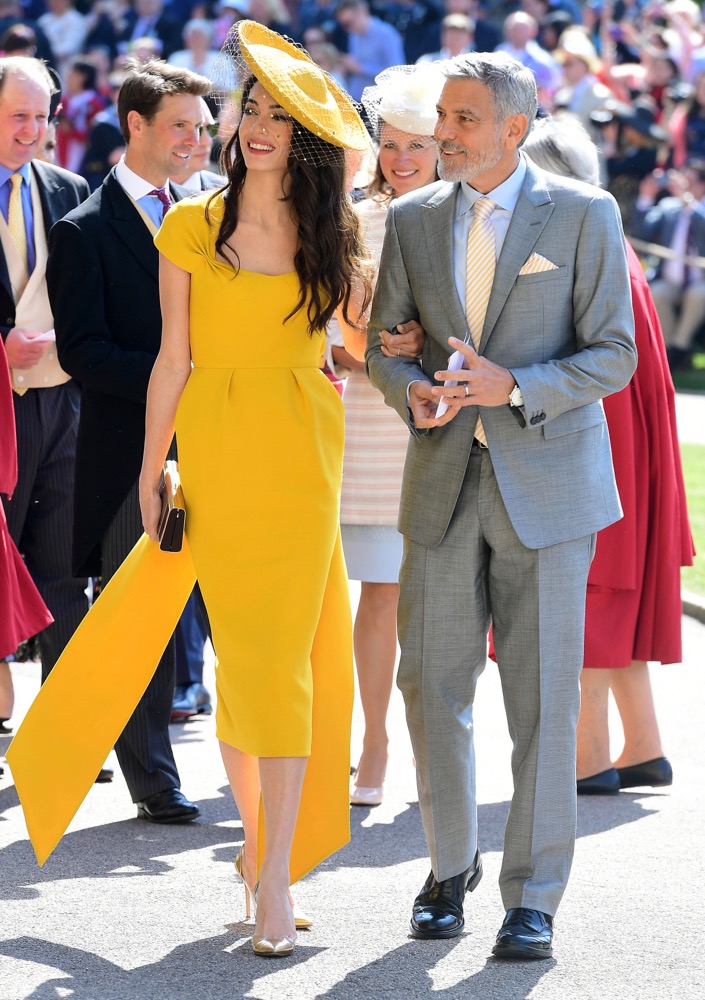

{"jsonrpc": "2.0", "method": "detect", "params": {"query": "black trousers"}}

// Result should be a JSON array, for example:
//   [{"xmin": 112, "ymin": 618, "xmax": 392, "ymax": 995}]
[
  {"xmin": 2, "ymin": 382, "xmax": 89, "ymax": 681},
  {"xmin": 102, "ymin": 479, "xmax": 180, "ymax": 802}
]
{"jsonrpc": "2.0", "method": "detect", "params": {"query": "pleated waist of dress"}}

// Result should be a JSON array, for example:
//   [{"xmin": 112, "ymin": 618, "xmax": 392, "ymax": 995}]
[{"xmin": 191, "ymin": 363, "xmax": 323, "ymax": 371}]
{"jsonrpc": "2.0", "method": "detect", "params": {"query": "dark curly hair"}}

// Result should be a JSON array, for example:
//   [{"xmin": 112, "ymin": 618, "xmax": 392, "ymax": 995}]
[{"xmin": 207, "ymin": 77, "xmax": 372, "ymax": 335}]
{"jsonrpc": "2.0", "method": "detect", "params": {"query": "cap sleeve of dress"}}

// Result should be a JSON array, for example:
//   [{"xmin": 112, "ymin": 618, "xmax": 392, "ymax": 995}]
[{"xmin": 154, "ymin": 194, "xmax": 213, "ymax": 273}]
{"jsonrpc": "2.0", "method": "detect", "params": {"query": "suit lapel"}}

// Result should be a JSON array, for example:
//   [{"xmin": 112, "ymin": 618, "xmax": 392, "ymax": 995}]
[
  {"xmin": 421, "ymin": 183, "xmax": 469, "ymax": 343},
  {"xmin": 105, "ymin": 170, "xmax": 159, "ymax": 282},
  {"xmin": 480, "ymin": 161, "xmax": 555, "ymax": 352}
]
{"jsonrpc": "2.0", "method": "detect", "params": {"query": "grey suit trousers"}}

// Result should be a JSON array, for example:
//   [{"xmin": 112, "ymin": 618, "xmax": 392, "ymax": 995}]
[
  {"xmin": 102, "ymin": 479, "xmax": 180, "ymax": 802},
  {"xmin": 398, "ymin": 447, "xmax": 595, "ymax": 916}
]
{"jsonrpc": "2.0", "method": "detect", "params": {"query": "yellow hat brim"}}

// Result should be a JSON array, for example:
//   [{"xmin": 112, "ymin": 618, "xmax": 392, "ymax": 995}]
[{"xmin": 237, "ymin": 20, "xmax": 369, "ymax": 151}]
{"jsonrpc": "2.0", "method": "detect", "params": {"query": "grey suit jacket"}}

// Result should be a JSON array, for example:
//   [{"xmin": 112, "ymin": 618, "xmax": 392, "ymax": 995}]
[{"xmin": 366, "ymin": 157, "xmax": 637, "ymax": 551}]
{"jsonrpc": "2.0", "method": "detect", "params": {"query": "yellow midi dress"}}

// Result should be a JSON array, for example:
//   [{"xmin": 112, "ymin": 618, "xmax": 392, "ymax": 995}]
[{"xmin": 7, "ymin": 193, "xmax": 354, "ymax": 882}]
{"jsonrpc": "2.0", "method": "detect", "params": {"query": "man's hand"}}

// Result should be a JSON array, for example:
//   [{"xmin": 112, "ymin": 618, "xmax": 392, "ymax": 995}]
[
  {"xmin": 380, "ymin": 320, "xmax": 425, "ymax": 358},
  {"xmin": 4, "ymin": 328, "xmax": 47, "ymax": 369},
  {"xmin": 431, "ymin": 338, "xmax": 515, "ymax": 411},
  {"xmin": 409, "ymin": 380, "xmax": 460, "ymax": 428}
]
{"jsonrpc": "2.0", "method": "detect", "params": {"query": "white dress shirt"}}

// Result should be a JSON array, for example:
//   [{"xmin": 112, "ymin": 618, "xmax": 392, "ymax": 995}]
[
  {"xmin": 452, "ymin": 157, "xmax": 527, "ymax": 314},
  {"xmin": 115, "ymin": 156, "xmax": 174, "ymax": 229}
]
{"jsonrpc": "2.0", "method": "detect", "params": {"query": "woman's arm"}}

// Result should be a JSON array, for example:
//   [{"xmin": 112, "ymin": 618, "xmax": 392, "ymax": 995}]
[{"xmin": 139, "ymin": 254, "xmax": 193, "ymax": 541}]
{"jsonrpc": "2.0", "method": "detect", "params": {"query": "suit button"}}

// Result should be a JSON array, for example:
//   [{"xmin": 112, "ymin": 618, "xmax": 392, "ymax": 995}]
[
  {"xmin": 538, "ymin": 412, "xmax": 546, "ymax": 421},
  {"xmin": 5, "ymin": 317, "xmax": 13, "ymax": 325}
]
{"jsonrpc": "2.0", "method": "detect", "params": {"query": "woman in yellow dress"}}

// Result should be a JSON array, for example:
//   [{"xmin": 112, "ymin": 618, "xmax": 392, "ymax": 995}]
[{"xmin": 139, "ymin": 22, "xmax": 371, "ymax": 958}]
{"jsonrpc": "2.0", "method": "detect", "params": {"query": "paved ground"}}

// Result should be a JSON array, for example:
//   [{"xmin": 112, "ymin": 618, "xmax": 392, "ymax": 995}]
[
  {"xmin": 2, "ymin": 611, "xmax": 704, "ymax": 1000},
  {"xmin": 1, "ymin": 391, "xmax": 704, "ymax": 1000}
]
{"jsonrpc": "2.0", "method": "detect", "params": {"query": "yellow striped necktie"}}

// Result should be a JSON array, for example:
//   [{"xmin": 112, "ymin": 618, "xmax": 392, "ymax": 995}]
[
  {"xmin": 8, "ymin": 172, "xmax": 28, "ymax": 272},
  {"xmin": 465, "ymin": 196, "xmax": 496, "ymax": 447}
]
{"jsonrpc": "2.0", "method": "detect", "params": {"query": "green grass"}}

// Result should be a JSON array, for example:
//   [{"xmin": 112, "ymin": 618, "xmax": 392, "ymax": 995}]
[{"xmin": 681, "ymin": 443, "xmax": 705, "ymax": 599}]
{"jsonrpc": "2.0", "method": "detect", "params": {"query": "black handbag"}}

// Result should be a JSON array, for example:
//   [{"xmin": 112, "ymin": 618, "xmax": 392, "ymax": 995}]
[{"xmin": 157, "ymin": 460, "xmax": 185, "ymax": 552}]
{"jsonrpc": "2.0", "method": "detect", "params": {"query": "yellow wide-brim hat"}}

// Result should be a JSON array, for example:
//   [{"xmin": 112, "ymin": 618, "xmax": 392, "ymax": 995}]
[{"xmin": 236, "ymin": 19, "xmax": 369, "ymax": 151}]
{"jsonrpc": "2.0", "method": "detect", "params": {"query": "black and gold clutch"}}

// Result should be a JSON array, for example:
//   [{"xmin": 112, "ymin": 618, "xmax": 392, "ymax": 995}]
[{"xmin": 157, "ymin": 460, "xmax": 186, "ymax": 552}]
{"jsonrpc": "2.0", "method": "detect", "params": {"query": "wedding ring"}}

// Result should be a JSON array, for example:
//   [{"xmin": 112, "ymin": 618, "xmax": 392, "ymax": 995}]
[
  {"xmin": 397, "ymin": 348, "xmax": 401, "ymax": 356},
  {"xmin": 464, "ymin": 384, "xmax": 470, "ymax": 397}
]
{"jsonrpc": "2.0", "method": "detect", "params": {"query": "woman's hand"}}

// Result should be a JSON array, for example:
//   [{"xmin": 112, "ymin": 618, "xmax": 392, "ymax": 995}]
[
  {"xmin": 379, "ymin": 320, "xmax": 425, "ymax": 358},
  {"xmin": 139, "ymin": 476, "xmax": 162, "ymax": 543}
]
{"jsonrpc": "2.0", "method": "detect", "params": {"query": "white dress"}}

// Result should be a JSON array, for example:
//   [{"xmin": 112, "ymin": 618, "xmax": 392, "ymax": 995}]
[{"xmin": 331, "ymin": 198, "xmax": 413, "ymax": 583}]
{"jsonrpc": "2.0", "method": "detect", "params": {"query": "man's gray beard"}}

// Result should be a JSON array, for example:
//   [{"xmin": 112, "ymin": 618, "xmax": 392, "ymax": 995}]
[{"xmin": 437, "ymin": 141, "xmax": 504, "ymax": 184}]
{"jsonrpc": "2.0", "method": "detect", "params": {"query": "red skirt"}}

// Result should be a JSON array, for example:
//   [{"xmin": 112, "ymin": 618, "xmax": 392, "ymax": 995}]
[
  {"xmin": 0, "ymin": 342, "xmax": 53, "ymax": 659},
  {"xmin": 583, "ymin": 244, "xmax": 694, "ymax": 668}
]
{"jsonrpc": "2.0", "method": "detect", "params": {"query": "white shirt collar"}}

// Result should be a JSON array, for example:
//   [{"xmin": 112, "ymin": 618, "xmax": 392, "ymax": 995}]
[
  {"xmin": 456, "ymin": 155, "xmax": 527, "ymax": 218},
  {"xmin": 115, "ymin": 155, "xmax": 173, "ymax": 201}
]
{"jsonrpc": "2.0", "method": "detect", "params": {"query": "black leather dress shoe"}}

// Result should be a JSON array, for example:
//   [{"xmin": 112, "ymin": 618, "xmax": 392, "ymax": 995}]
[
  {"xmin": 576, "ymin": 767, "xmax": 620, "ymax": 795},
  {"xmin": 410, "ymin": 849, "xmax": 483, "ymax": 939},
  {"xmin": 95, "ymin": 767, "xmax": 114, "ymax": 783},
  {"xmin": 492, "ymin": 907, "xmax": 554, "ymax": 960},
  {"xmin": 617, "ymin": 756, "xmax": 672, "ymax": 789},
  {"xmin": 136, "ymin": 788, "xmax": 200, "ymax": 823},
  {"xmin": 171, "ymin": 683, "xmax": 212, "ymax": 721}
]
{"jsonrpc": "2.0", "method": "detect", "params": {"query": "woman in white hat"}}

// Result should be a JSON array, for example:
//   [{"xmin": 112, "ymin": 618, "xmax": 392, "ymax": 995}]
[
  {"xmin": 329, "ymin": 63, "xmax": 443, "ymax": 808},
  {"xmin": 139, "ymin": 21, "xmax": 372, "ymax": 957}
]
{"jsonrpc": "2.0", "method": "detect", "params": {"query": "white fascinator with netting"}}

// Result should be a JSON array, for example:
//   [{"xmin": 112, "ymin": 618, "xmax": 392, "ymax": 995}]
[{"xmin": 362, "ymin": 63, "xmax": 445, "ymax": 141}]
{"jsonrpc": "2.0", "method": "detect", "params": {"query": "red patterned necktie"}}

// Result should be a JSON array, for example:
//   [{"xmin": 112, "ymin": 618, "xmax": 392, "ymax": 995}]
[{"xmin": 149, "ymin": 187, "xmax": 171, "ymax": 221}]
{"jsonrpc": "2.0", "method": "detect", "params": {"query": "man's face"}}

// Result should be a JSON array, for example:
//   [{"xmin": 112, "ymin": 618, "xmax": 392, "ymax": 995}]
[
  {"xmin": 561, "ymin": 56, "xmax": 589, "ymax": 87},
  {"xmin": 131, "ymin": 93, "xmax": 203, "ymax": 183},
  {"xmin": 0, "ymin": 71, "xmax": 50, "ymax": 171},
  {"xmin": 136, "ymin": 0, "xmax": 162, "ymax": 17},
  {"xmin": 434, "ymin": 78, "xmax": 524, "ymax": 190}
]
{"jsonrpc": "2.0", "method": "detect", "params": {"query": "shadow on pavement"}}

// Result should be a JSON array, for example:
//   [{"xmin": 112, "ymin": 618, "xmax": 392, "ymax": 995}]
[
  {"xmin": 314, "ymin": 939, "xmax": 554, "ymax": 1000},
  {"xmin": 0, "ymin": 933, "xmax": 327, "ymax": 1000},
  {"xmin": 0, "ymin": 784, "xmax": 243, "ymax": 902},
  {"xmin": 0, "ymin": 931, "xmax": 556, "ymax": 1000}
]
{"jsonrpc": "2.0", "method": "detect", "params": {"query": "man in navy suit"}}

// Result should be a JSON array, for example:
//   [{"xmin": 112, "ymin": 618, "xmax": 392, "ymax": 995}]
[{"xmin": 0, "ymin": 57, "xmax": 89, "ymax": 690}]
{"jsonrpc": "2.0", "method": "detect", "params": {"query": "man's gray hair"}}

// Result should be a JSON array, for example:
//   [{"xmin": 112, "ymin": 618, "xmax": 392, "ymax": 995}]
[
  {"xmin": 524, "ymin": 115, "xmax": 600, "ymax": 186},
  {"xmin": 443, "ymin": 52, "xmax": 538, "ymax": 146}
]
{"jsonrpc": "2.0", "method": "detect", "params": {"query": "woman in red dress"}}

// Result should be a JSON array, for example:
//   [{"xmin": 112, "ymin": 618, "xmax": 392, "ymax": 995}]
[
  {"xmin": 0, "ymin": 339, "xmax": 52, "ymax": 737},
  {"xmin": 523, "ymin": 116, "xmax": 695, "ymax": 794}
]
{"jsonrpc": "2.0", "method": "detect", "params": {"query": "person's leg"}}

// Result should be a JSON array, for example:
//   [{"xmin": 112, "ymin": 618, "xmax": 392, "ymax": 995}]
[
  {"xmin": 486, "ymin": 447, "xmax": 594, "ymax": 915},
  {"xmin": 576, "ymin": 668, "xmax": 612, "ymax": 778},
  {"xmin": 609, "ymin": 661, "xmax": 665, "ymax": 768},
  {"xmin": 397, "ymin": 451, "xmax": 489, "ymax": 882},
  {"xmin": 220, "ymin": 740, "xmax": 261, "ymax": 895},
  {"xmin": 671, "ymin": 281, "xmax": 705, "ymax": 351},
  {"xmin": 352, "ymin": 581, "xmax": 399, "ymax": 789},
  {"xmin": 255, "ymin": 756, "xmax": 308, "ymax": 944},
  {"xmin": 0, "ymin": 660, "xmax": 14, "ymax": 723},
  {"xmin": 648, "ymin": 279, "xmax": 679, "ymax": 345},
  {"xmin": 18, "ymin": 384, "xmax": 89, "ymax": 681}
]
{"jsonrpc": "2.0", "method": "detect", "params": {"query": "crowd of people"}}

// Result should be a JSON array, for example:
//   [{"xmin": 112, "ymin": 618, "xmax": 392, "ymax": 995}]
[
  {"xmin": 1, "ymin": 2, "xmax": 705, "ymax": 368},
  {"xmin": 0, "ymin": 0, "xmax": 696, "ymax": 967}
]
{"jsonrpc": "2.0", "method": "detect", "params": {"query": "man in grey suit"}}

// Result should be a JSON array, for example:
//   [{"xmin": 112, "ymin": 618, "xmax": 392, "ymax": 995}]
[{"xmin": 367, "ymin": 53, "xmax": 637, "ymax": 959}]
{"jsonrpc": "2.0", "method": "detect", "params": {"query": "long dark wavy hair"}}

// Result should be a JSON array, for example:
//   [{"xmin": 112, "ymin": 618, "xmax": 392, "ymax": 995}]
[{"xmin": 207, "ymin": 76, "xmax": 372, "ymax": 334}]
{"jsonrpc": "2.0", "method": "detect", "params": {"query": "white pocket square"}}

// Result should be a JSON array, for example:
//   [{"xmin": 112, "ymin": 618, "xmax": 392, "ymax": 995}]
[{"xmin": 519, "ymin": 252, "xmax": 559, "ymax": 275}]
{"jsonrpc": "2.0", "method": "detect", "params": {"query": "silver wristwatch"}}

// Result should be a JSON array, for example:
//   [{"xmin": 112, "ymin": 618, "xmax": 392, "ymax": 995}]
[{"xmin": 508, "ymin": 384, "xmax": 524, "ymax": 408}]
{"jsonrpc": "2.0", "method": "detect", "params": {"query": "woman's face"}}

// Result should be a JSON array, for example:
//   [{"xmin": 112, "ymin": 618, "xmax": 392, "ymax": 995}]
[
  {"xmin": 378, "ymin": 122, "xmax": 438, "ymax": 197},
  {"xmin": 238, "ymin": 81, "xmax": 294, "ymax": 176}
]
